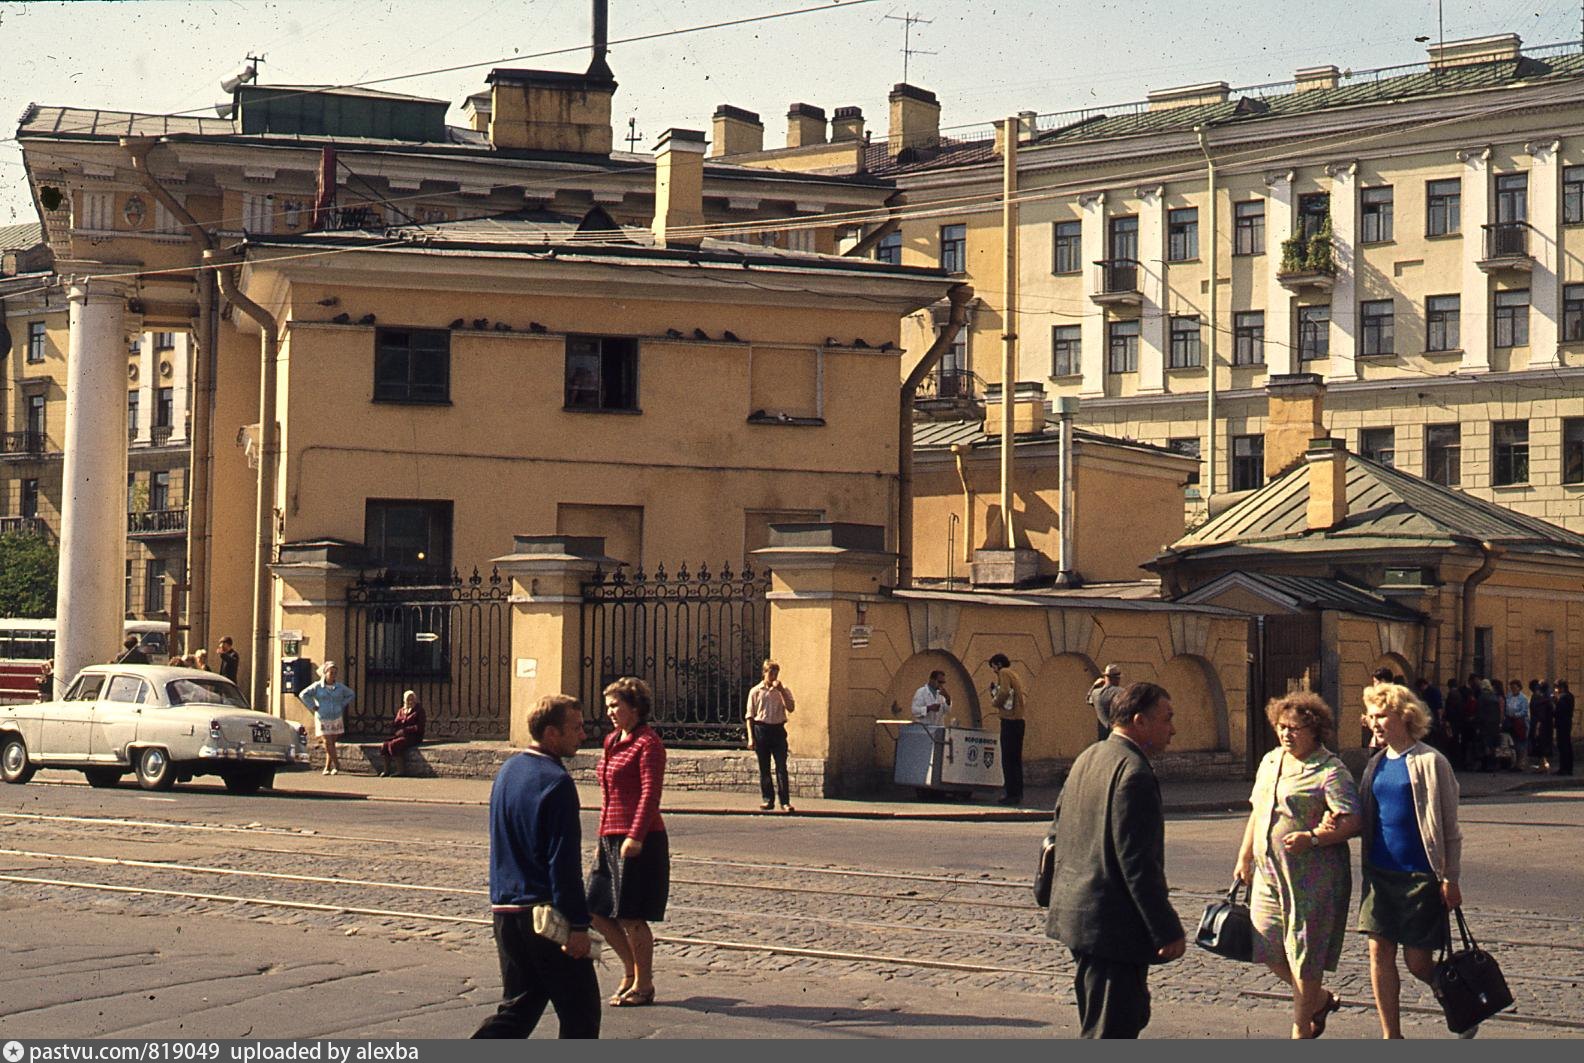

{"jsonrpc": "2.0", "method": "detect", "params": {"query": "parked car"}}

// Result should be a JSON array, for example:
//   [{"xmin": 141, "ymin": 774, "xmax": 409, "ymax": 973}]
[{"xmin": 0, "ymin": 664, "xmax": 310, "ymax": 794}]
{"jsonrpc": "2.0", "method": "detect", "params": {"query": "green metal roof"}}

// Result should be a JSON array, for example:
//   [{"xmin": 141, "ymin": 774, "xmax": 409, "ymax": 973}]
[{"xmin": 1179, "ymin": 570, "xmax": 1423, "ymax": 621}]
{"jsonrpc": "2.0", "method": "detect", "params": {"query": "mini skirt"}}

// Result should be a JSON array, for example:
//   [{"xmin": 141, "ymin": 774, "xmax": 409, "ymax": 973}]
[
  {"xmin": 586, "ymin": 831, "xmax": 670, "ymax": 922},
  {"xmin": 1358, "ymin": 863, "xmax": 1446, "ymax": 950},
  {"xmin": 314, "ymin": 714, "xmax": 346, "ymax": 737}
]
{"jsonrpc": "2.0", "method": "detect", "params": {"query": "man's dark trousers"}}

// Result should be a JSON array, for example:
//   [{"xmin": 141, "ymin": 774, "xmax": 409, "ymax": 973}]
[
  {"xmin": 1072, "ymin": 951, "xmax": 1150, "ymax": 1039},
  {"xmin": 999, "ymin": 717, "xmax": 1025, "ymax": 802},
  {"xmin": 753, "ymin": 721, "xmax": 790, "ymax": 805},
  {"xmin": 472, "ymin": 911, "xmax": 600, "ymax": 1039},
  {"xmin": 1559, "ymin": 712, "xmax": 1575, "ymax": 775}
]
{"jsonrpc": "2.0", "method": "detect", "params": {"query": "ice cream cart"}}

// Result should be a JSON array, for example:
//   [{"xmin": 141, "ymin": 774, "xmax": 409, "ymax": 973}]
[{"xmin": 879, "ymin": 720, "xmax": 1003, "ymax": 799}]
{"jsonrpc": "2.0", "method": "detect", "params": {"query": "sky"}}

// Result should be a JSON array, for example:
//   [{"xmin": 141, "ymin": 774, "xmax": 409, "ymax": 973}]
[{"xmin": 0, "ymin": 0, "xmax": 1579, "ymax": 226}]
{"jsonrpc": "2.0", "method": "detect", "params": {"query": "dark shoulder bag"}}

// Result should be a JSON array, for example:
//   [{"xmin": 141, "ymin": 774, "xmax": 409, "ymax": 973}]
[
  {"xmin": 1033, "ymin": 836, "xmax": 1056, "ymax": 908},
  {"xmin": 1195, "ymin": 878, "xmax": 1254, "ymax": 961},
  {"xmin": 1431, "ymin": 906, "xmax": 1513, "ymax": 1034}
]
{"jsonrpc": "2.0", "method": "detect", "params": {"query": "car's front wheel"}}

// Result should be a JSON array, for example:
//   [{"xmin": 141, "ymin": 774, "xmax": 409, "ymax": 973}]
[
  {"xmin": 83, "ymin": 767, "xmax": 124, "ymax": 789},
  {"xmin": 135, "ymin": 747, "xmax": 175, "ymax": 791},
  {"xmin": 1, "ymin": 735, "xmax": 35, "ymax": 785}
]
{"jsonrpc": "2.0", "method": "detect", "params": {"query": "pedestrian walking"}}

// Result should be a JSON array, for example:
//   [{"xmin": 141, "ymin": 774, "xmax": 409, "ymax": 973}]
[
  {"xmin": 1085, "ymin": 664, "xmax": 1123, "ymax": 742},
  {"xmin": 988, "ymin": 653, "xmax": 1025, "ymax": 806},
  {"xmin": 1529, "ymin": 680, "xmax": 1555, "ymax": 773},
  {"xmin": 378, "ymin": 689, "xmax": 426, "ymax": 777},
  {"xmin": 114, "ymin": 634, "xmax": 149, "ymax": 665},
  {"xmin": 1043, "ymin": 681, "xmax": 1186, "ymax": 1039},
  {"xmin": 216, "ymin": 636, "xmax": 239, "ymax": 682},
  {"xmin": 1503, "ymin": 679, "xmax": 1529, "ymax": 770},
  {"xmin": 588, "ymin": 676, "xmax": 668, "ymax": 1009},
  {"xmin": 1556, "ymin": 680, "xmax": 1575, "ymax": 776},
  {"xmin": 297, "ymin": 661, "xmax": 354, "ymax": 775},
  {"xmin": 911, "ymin": 670, "xmax": 952, "ymax": 726},
  {"xmin": 36, "ymin": 659, "xmax": 53, "ymax": 702},
  {"xmin": 745, "ymin": 660, "xmax": 795, "ymax": 812},
  {"xmin": 471, "ymin": 694, "xmax": 600, "ymax": 1039},
  {"xmin": 1234, "ymin": 692, "xmax": 1359, "ymax": 1038},
  {"xmin": 1351, "ymin": 682, "xmax": 1468, "ymax": 1039}
]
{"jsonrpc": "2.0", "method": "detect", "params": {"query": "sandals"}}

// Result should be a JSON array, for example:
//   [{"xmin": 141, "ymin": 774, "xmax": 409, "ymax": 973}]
[
  {"xmin": 1310, "ymin": 991, "xmax": 1341, "ymax": 1038},
  {"xmin": 611, "ymin": 986, "xmax": 656, "ymax": 1007}
]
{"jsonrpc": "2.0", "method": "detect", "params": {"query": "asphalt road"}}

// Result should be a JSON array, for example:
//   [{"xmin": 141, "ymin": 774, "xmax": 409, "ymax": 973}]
[{"xmin": 1, "ymin": 776, "xmax": 1579, "ymax": 1039}]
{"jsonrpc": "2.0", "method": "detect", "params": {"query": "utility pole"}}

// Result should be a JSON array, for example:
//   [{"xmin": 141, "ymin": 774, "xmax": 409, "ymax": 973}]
[
  {"xmin": 883, "ymin": 11, "xmax": 935, "ymax": 84},
  {"xmin": 625, "ymin": 116, "xmax": 643, "ymax": 153}
]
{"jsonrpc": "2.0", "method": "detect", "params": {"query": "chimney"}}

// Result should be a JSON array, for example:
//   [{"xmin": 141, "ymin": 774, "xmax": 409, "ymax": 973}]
[
  {"xmin": 786, "ymin": 103, "xmax": 827, "ymax": 148},
  {"xmin": 1305, "ymin": 436, "xmax": 1349, "ymax": 531},
  {"xmin": 888, "ymin": 83, "xmax": 939, "ymax": 153},
  {"xmin": 651, "ymin": 127, "xmax": 707, "ymax": 248},
  {"xmin": 1294, "ymin": 65, "xmax": 1340, "ymax": 92},
  {"xmin": 486, "ymin": 66, "xmax": 617, "ymax": 154},
  {"xmin": 587, "ymin": 0, "xmax": 613, "ymax": 80},
  {"xmin": 830, "ymin": 105, "xmax": 865, "ymax": 142},
  {"xmin": 461, "ymin": 91, "xmax": 491, "ymax": 133},
  {"xmin": 710, "ymin": 105, "xmax": 763, "ymax": 157},
  {"xmin": 983, "ymin": 382, "xmax": 1046, "ymax": 437},
  {"xmin": 1146, "ymin": 81, "xmax": 1231, "ymax": 111},
  {"xmin": 1264, "ymin": 373, "xmax": 1328, "ymax": 481},
  {"xmin": 1428, "ymin": 32, "xmax": 1522, "ymax": 70}
]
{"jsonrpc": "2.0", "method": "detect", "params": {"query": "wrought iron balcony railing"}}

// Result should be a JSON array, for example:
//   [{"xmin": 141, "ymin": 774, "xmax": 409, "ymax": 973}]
[
  {"xmin": 916, "ymin": 367, "xmax": 985, "ymax": 404},
  {"xmin": 1482, "ymin": 221, "xmax": 1531, "ymax": 260},
  {"xmin": 0, "ymin": 516, "xmax": 49, "ymax": 537},
  {"xmin": 0, "ymin": 431, "xmax": 44, "ymax": 456},
  {"xmin": 127, "ymin": 508, "xmax": 187, "ymax": 535},
  {"xmin": 1094, "ymin": 257, "xmax": 1141, "ymax": 295}
]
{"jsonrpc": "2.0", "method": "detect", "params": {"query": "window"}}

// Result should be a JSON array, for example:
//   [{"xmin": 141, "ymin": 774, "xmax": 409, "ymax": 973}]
[
  {"xmin": 1495, "ymin": 173, "xmax": 1528, "ymax": 223},
  {"xmin": 1360, "ymin": 299, "xmax": 1394, "ymax": 357},
  {"xmin": 153, "ymin": 332, "xmax": 176, "ymax": 350},
  {"xmin": 1167, "ymin": 208, "xmax": 1198, "ymax": 261},
  {"xmin": 26, "ymin": 322, "xmax": 45, "ymax": 363},
  {"xmin": 1360, "ymin": 186, "xmax": 1394, "ymax": 243},
  {"xmin": 1107, "ymin": 319, "xmax": 1139, "ymax": 373},
  {"xmin": 1233, "ymin": 200, "xmax": 1265, "ymax": 256},
  {"xmin": 150, "ymin": 471, "xmax": 170, "ymax": 511},
  {"xmin": 1298, "ymin": 305, "xmax": 1330, "ymax": 361},
  {"xmin": 1565, "ymin": 167, "xmax": 1584, "ymax": 225},
  {"xmin": 1298, "ymin": 193, "xmax": 1329, "ymax": 240},
  {"xmin": 1427, "ymin": 294, "xmax": 1460, "ymax": 351},
  {"xmin": 1426, "ymin": 178, "xmax": 1461, "ymax": 236},
  {"xmin": 26, "ymin": 394, "xmax": 45, "ymax": 438},
  {"xmin": 1233, "ymin": 311, "xmax": 1265, "ymax": 365},
  {"xmin": 1494, "ymin": 289, "xmax": 1530, "ymax": 348},
  {"xmin": 1168, "ymin": 315, "xmax": 1201, "ymax": 368},
  {"xmin": 1360, "ymin": 427, "xmax": 1396, "ymax": 467},
  {"xmin": 103, "ymin": 675, "xmax": 150, "ymax": 704},
  {"xmin": 125, "ymin": 560, "xmax": 133, "ymax": 614},
  {"xmin": 1052, "ymin": 221, "xmax": 1081, "ymax": 274},
  {"xmin": 874, "ymin": 231, "xmax": 901, "ymax": 265},
  {"xmin": 1051, "ymin": 325, "xmax": 1080, "ymax": 377},
  {"xmin": 365, "ymin": 499, "xmax": 453, "ymax": 577},
  {"xmin": 155, "ymin": 387, "xmax": 174, "ymax": 428},
  {"xmin": 1426, "ymin": 424, "xmax": 1461, "ymax": 487},
  {"xmin": 1168, "ymin": 437, "xmax": 1201, "ymax": 485},
  {"xmin": 1232, "ymin": 435, "xmax": 1264, "ymax": 491},
  {"xmin": 939, "ymin": 223, "xmax": 966, "ymax": 273},
  {"xmin": 1493, "ymin": 420, "xmax": 1529, "ymax": 486},
  {"xmin": 127, "ymin": 391, "xmax": 140, "ymax": 437},
  {"xmin": 1474, "ymin": 627, "xmax": 1494, "ymax": 680},
  {"xmin": 127, "ymin": 472, "xmax": 136, "ymax": 512},
  {"xmin": 565, "ymin": 335, "xmax": 639, "ymax": 411},
  {"xmin": 1564, "ymin": 419, "xmax": 1584, "ymax": 484},
  {"xmin": 942, "ymin": 329, "xmax": 967, "ymax": 376},
  {"xmin": 1108, "ymin": 215, "xmax": 1138, "ymax": 262},
  {"xmin": 1565, "ymin": 285, "xmax": 1584, "ymax": 343},
  {"xmin": 144, "ymin": 559, "xmax": 167, "ymax": 613},
  {"xmin": 373, "ymin": 328, "xmax": 450, "ymax": 404},
  {"xmin": 20, "ymin": 478, "xmax": 39, "ymax": 519},
  {"xmin": 66, "ymin": 673, "xmax": 107, "ymax": 702}
]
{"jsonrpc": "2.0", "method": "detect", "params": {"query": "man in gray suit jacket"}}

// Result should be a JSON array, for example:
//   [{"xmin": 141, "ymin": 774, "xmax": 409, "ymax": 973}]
[{"xmin": 1044, "ymin": 681, "xmax": 1186, "ymax": 1038}]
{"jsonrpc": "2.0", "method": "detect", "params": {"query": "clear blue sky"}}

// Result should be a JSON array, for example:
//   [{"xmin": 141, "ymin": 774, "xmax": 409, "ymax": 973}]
[{"xmin": 0, "ymin": 0, "xmax": 1577, "ymax": 225}]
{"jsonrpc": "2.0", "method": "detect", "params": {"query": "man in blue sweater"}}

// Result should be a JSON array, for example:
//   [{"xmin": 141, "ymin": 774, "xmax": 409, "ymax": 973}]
[{"xmin": 472, "ymin": 694, "xmax": 601, "ymax": 1038}]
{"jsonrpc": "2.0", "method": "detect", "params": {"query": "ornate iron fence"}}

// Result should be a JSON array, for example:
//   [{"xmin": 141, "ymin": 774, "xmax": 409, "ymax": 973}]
[
  {"xmin": 342, "ymin": 566, "xmax": 511, "ymax": 740},
  {"xmin": 580, "ymin": 561, "xmax": 771, "ymax": 746}
]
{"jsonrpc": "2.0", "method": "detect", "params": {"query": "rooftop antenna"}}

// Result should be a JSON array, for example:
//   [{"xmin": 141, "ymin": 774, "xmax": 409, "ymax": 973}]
[
  {"xmin": 625, "ymin": 116, "xmax": 644, "ymax": 152},
  {"xmin": 882, "ymin": 11, "xmax": 935, "ymax": 84}
]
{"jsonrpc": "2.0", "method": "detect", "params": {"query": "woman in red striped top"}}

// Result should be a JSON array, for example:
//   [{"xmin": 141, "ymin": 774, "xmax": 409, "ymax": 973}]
[{"xmin": 586, "ymin": 676, "xmax": 668, "ymax": 1008}]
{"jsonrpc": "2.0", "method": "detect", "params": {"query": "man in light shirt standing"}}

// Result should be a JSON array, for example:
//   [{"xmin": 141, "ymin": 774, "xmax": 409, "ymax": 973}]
[
  {"xmin": 912, "ymin": 670, "xmax": 953, "ymax": 726},
  {"xmin": 745, "ymin": 660, "xmax": 796, "ymax": 812}
]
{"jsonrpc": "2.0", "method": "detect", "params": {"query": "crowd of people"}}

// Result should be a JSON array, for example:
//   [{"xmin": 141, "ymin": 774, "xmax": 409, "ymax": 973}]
[{"xmin": 1406, "ymin": 670, "xmax": 1575, "ymax": 776}]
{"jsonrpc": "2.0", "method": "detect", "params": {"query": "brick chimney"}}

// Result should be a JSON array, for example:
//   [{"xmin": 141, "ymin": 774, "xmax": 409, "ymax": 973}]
[
  {"xmin": 1295, "ymin": 65, "xmax": 1340, "ymax": 92},
  {"xmin": 651, "ymin": 128, "xmax": 707, "ymax": 247},
  {"xmin": 830, "ymin": 105, "xmax": 865, "ymax": 142},
  {"xmin": 710, "ymin": 105, "xmax": 763, "ymax": 157},
  {"xmin": 786, "ymin": 103, "xmax": 827, "ymax": 148},
  {"xmin": 485, "ymin": 67, "xmax": 617, "ymax": 154},
  {"xmin": 1264, "ymin": 372, "xmax": 1328, "ymax": 481},
  {"xmin": 1305, "ymin": 436, "xmax": 1349, "ymax": 531},
  {"xmin": 887, "ymin": 83, "xmax": 939, "ymax": 153}
]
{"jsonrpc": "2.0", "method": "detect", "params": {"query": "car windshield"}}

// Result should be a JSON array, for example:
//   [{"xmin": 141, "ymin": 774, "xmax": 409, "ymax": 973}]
[{"xmin": 165, "ymin": 678, "xmax": 253, "ymax": 710}]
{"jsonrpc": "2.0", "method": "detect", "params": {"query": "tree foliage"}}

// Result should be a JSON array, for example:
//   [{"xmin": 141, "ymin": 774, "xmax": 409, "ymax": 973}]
[{"xmin": 0, "ymin": 533, "xmax": 58, "ymax": 618}]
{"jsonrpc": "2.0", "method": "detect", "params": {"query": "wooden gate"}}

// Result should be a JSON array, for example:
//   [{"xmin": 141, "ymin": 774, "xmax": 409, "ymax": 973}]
[{"xmin": 1250, "ymin": 612, "xmax": 1323, "ymax": 760}]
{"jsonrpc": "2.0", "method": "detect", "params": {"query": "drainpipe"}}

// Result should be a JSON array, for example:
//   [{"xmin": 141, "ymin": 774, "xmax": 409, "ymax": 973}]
[
  {"xmin": 1196, "ymin": 124, "xmax": 1218, "ymax": 505},
  {"xmin": 1457, "ymin": 541, "xmax": 1501, "ymax": 681},
  {"xmin": 950, "ymin": 442, "xmax": 974, "ymax": 568},
  {"xmin": 898, "ymin": 282, "xmax": 975, "ymax": 588},
  {"xmin": 207, "ymin": 247, "xmax": 279, "ymax": 714},
  {"xmin": 999, "ymin": 115, "xmax": 1020, "ymax": 550},
  {"xmin": 1053, "ymin": 396, "xmax": 1080, "ymax": 587},
  {"xmin": 844, "ymin": 193, "xmax": 903, "ymax": 258}
]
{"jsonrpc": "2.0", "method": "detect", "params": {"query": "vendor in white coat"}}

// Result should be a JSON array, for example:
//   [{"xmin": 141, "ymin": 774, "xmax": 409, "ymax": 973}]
[{"xmin": 911, "ymin": 670, "xmax": 953, "ymax": 726}]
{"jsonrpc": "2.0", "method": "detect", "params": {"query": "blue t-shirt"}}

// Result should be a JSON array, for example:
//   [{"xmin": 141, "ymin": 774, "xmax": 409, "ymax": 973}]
[{"xmin": 1369, "ymin": 751, "xmax": 1433, "ymax": 873}]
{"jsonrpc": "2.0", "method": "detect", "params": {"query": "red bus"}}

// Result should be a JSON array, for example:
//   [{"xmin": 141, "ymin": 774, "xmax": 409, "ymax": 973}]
[{"xmin": 0, "ymin": 620, "xmax": 170, "ymax": 703}]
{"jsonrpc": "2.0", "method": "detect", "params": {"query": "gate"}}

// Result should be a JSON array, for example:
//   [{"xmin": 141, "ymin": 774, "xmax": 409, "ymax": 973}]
[
  {"xmin": 580, "ymin": 561, "xmax": 771, "ymax": 746},
  {"xmin": 342, "ymin": 567, "xmax": 512, "ymax": 740},
  {"xmin": 1250, "ymin": 612, "xmax": 1324, "ymax": 760}
]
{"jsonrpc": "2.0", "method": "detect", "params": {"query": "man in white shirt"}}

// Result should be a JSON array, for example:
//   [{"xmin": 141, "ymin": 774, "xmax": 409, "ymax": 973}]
[{"xmin": 911, "ymin": 670, "xmax": 952, "ymax": 726}]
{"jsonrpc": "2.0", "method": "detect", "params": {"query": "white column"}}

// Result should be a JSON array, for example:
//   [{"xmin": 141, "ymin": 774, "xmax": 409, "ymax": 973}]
[
  {"xmin": 1326, "ymin": 161, "xmax": 1359, "ymax": 382},
  {"xmin": 137, "ymin": 332, "xmax": 154, "ymax": 443},
  {"xmin": 1078, "ymin": 191, "xmax": 1107, "ymax": 396},
  {"xmin": 1264, "ymin": 171, "xmax": 1297, "ymax": 374},
  {"xmin": 171, "ymin": 332, "xmax": 191, "ymax": 442},
  {"xmin": 55, "ymin": 281, "xmax": 129, "ymax": 697},
  {"xmin": 1137, "ymin": 185, "xmax": 1167, "ymax": 394},
  {"xmin": 1527, "ymin": 139, "xmax": 1562, "ymax": 369},
  {"xmin": 1460, "ymin": 147, "xmax": 1493, "ymax": 373}
]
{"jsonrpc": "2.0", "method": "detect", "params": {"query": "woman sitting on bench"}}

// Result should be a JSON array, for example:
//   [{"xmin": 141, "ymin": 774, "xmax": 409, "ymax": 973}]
[{"xmin": 379, "ymin": 690, "xmax": 426, "ymax": 777}]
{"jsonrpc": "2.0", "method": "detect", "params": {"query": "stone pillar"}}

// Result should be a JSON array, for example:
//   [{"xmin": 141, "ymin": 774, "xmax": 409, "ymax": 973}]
[
  {"xmin": 1077, "ymin": 191, "xmax": 1107, "ymax": 397},
  {"xmin": 1459, "ymin": 147, "xmax": 1493, "ymax": 374},
  {"xmin": 269, "ymin": 539, "xmax": 366, "ymax": 722},
  {"xmin": 1137, "ymin": 185, "xmax": 1167, "ymax": 394},
  {"xmin": 1264, "ymin": 171, "xmax": 1298, "ymax": 374},
  {"xmin": 493, "ymin": 535, "xmax": 617, "ymax": 747},
  {"xmin": 1527, "ymin": 139, "xmax": 1562, "ymax": 369},
  {"xmin": 171, "ymin": 332, "xmax": 191, "ymax": 442},
  {"xmin": 752, "ymin": 523, "xmax": 894, "ymax": 796},
  {"xmin": 54, "ymin": 280, "xmax": 129, "ymax": 697},
  {"xmin": 1325, "ymin": 162, "xmax": 1359, "ymax": 382}
]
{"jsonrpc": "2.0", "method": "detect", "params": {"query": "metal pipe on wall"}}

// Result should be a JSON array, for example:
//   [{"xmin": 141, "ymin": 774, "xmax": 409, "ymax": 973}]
[
  {"xmin": 999, "ymin": 116, "xmax": 1019, "ymax": 548},
  {"xmin": 1054, "ymin": 396, "xmax": 1079, "ymax": 587},
  {"xmin": 1196, "ymin": 125, "xmax": 1218, "ymax": 505}
]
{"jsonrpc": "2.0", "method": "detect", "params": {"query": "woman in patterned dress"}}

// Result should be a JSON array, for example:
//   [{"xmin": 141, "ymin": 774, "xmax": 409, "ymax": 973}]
[{"xmin": 1235, "ymin": 692, "xmax": 1361, "ymax": 1038}]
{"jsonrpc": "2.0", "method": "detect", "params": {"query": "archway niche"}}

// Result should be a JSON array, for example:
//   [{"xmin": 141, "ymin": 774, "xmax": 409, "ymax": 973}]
[{"xmin": 1028, "ymin": 653, "xmax": 1101, "ymax": 760}]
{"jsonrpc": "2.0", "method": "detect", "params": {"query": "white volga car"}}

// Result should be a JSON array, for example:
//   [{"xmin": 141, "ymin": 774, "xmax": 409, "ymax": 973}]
[{"xmin": 0, "ymin": 664, "xmax": 310, "ymax": 794}]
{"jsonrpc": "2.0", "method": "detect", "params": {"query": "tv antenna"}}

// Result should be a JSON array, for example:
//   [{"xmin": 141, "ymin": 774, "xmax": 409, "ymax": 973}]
[
  {"xmin": 883, "ymin": 11, "xmax": 935, "ymax": 84},
  {"xmin": 626, "ymin": 116, "xmax": 644, "ymax": 152}
]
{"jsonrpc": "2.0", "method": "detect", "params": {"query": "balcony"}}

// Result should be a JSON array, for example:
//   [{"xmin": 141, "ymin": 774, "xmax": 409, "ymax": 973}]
[
  {"xmin": 1277, "ymin": 232, "xmax": 1336, "ymax": 291},
  {"xmin": 0, "ymin": 431, "xmax": 44, "ymax": 458},
  {"xmin": 149, "ymin": 425, "xmax": 175, "ymax": 447},
  {"xmin": 127, "ymin": 508, "xmax": 187, "ymax": 537},
  {"xmin": 1089, "ymin": 259, "xmax": 1142, "ymax": 307},
  {"xmin": 914, "ymin": 367, "xmax": 986, "ymax": 418},
  {"xmin": 0, "ymin": 516, "xmax": 50, "ymax": 538},
  {"xmin": 1478, "ymin": 222, "xmax": 1534, "ymax": 273}
]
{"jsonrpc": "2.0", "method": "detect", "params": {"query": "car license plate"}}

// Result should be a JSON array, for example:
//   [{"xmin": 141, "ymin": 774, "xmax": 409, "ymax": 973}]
[{"xmin": 250, "ymin": 723, "xmax": 272, "ymax": 744}]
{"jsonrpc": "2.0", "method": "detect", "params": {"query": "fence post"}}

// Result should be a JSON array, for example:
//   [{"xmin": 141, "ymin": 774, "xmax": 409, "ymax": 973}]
[
  {"xmin": 493, "ymin": 534, "xmax": 618, "ymax": 747},
  {"xmin": 752, "ymin": 523, "xmax": 894, "ymax": 796},
  {"xmin": 269, "ymin": 540, "xmax": 366, "ymax": 725}
]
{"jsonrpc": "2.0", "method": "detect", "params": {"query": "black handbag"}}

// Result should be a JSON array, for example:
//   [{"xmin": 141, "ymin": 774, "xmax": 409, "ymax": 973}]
[
  {"xmin": 1195, "ymin": 879, "xmax": 1254, "ymax": 961},
  {"xmin": 1033, "ymin": 836, "xmax": 1056, "ymax": 908},
  {"xmin": 1431, "ymin": 907, "xmax": 1513, "ymax": 1034}
]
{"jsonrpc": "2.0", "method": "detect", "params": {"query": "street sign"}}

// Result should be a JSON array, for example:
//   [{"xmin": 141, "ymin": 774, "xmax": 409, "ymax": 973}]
[{"xmin": 414, "ymin": 632, "xmax": 440, "ymax": 643}]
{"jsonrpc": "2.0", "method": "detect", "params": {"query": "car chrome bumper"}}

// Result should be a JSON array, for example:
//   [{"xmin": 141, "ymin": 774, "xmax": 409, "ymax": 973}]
[{"xmin": 198, "ymin": 745, "xmax": 312, "ymax": 769}]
